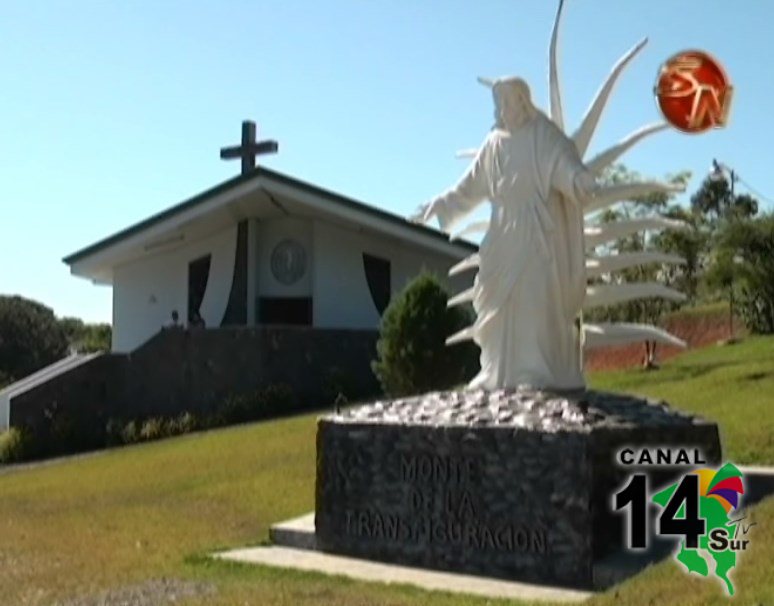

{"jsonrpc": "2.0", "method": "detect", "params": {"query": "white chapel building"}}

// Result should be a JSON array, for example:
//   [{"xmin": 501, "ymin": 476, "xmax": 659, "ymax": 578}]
[{"xmin": 64, "ymin": 164, "xmax": 474, "ymax": 353}]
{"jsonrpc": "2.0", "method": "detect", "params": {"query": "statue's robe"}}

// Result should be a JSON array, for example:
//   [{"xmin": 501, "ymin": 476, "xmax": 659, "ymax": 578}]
[{"xmin": 432, "ymin": 114, "xmax": 596, "ymax": 390}]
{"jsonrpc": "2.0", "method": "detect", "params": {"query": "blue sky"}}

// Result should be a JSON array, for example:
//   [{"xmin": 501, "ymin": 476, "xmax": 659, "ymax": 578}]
[{"xmin": 1, "ymin": 0, "xmax": 771, "ymax": 323}]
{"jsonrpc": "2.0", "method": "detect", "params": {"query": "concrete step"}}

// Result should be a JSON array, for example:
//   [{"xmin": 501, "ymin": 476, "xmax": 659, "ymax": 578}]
[
  {"xmin": 269, "ymin": 512, "xmax": 316, "ymax": 550},
  {"xmin": 216, "ymin": 545, "xmax": 592, "ymax": 602},
  {"xmin": 268, "ymin": 512, "xmax": 664, "ymax": 591}
]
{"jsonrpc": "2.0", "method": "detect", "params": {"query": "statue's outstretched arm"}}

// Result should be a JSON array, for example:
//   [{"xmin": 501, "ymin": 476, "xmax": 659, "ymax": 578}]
[{"xmin": 409, "ymin": 138, "xmax": 492, "ymax": 232}]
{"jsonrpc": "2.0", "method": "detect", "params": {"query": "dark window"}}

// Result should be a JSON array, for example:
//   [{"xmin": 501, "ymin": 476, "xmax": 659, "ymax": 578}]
[
  {"xmin": 221, "ymin": 220, "xmax": 248, "ymax": 326},
  {"xmin": 259, "ymin": 297, "xmax": 313, "ymax": 325},
  {"xmin": 188, "ymin": 254, "xmax": 211, "ymax": 324},
  {"xmin": 363, "ymin": 253, "xmax": 391, "ymax": 316}
]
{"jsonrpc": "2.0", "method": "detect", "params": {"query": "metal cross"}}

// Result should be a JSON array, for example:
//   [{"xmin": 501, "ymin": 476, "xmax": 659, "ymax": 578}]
[{"xmin": 220, "ymin": 120, "xmax": 278, "ymax": 175}]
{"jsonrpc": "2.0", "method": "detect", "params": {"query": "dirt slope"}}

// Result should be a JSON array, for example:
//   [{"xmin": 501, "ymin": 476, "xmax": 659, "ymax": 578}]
[{"xmin": 585, "ymin": 304, "xmax": 738, "ymax": 371}]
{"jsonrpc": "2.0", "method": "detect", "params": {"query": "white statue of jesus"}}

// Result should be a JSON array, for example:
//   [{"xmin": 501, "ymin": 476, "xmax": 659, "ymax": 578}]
[
  {"xmin": 411, "ymin": 1, "xmax": 690, "ymax": 392},
  {"xmin": 413, "ymin": 78, "xmax": 598, "ymax": 391}
]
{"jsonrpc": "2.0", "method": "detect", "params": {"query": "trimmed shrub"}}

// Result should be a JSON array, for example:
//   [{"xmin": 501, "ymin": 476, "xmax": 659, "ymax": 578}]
[
  {"xmin": 108, "ymin": 412, "xmax": 199, "ymax": 446},
  {"xmin": 0, "ymin": 428, "xmax": 33, "ymax": 464},
  {"xmin": 139, "ymin": 417, "xmax": 165, "ymax": 442},
  {"xmin": 213, "ymin": 384, "xmax": 295, "ymax": 426},
  {"xmin": 121, "ymin": 420, "xmax": 140, "ymax": 444},
  {"xmin": 214, "ymin": 394, "xmax": 250, "ymax": 426},
  {"xmin": 372, "ymin": 272, "xmax": 478, "ymax": 396},
  {"xmin": 177, "ymin": 411, "xmax": 199, "ymax": 433},
  {"xmin": 165, "ymin": 412, "xmax": 199, "ymax": 436}
]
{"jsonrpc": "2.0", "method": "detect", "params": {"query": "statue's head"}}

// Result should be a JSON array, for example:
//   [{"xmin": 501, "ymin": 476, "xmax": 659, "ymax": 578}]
[{"xmin": 479, "ymin": 77, "xmax": 538, "ymax": 131}]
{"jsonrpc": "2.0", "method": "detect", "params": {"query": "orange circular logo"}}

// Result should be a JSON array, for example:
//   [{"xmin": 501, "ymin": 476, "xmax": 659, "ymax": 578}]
[{"xmin": 655, "ymin": 50, "xmax": 733, "ymax": 134}]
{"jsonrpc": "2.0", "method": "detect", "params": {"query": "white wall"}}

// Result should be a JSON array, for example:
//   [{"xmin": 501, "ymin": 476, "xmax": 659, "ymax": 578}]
[
  {"xmin": 111, "ymin": 214, "xmax": 474, "ymax": 349},
  {"xmin": 112, "ymin": 225, "xmax": 237, "ymax": 352},
  {"xmin": 313, "ymin": 220, "xmax": 471, "ymax": 330}
]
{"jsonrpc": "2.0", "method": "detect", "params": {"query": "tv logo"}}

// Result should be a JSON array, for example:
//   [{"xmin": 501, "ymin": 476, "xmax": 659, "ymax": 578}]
[
  {"xmin": 613, "ymin": 462, "xmax": 751, "ymax": 596},
  {"xmin": 655, "ymin": 50, "xmax": 732, "ymax": 134}
]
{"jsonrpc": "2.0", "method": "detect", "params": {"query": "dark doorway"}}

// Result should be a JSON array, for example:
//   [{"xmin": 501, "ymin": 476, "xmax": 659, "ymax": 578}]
[
  {"xmin": 259, "ymin": 297, "xmax": 313, "ymax": 325},
  {"xmin": 187, "ymin": 254, "xmax": 211, "ymax": 325}
]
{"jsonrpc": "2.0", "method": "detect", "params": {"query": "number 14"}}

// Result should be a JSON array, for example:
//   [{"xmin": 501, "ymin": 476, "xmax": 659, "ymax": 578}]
[{"xmin": 614, "ymin": 473, "xmax": 706, "ymax": 549}]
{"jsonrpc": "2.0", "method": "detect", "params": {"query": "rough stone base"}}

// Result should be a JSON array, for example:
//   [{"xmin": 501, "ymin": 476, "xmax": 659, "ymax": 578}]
[{"xmin": 315, "ymin": 388, "xmax": 721, "ymax": 588}]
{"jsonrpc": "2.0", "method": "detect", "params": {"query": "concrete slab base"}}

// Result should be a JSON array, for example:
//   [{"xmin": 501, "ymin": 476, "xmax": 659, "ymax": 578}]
[
  {"xmin": 215, "ymin": 545, "xmax": 593, "ymax": 602},
  {"xmin": 269, "ymin": 512, "xmax": 316, "ymax": 550},
  {"xmin": 216, "ymin": 465, "xmax": 774, "ymax": 602}
]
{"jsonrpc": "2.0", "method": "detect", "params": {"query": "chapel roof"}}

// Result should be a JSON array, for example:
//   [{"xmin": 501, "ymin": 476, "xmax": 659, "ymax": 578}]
[{"xmin": 63, "ymin": 166, "xmax": 476, "ymax": 281}]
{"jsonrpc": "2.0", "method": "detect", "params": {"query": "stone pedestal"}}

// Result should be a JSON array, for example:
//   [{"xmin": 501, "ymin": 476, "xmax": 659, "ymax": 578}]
[{"xmin": 315, "ymin": 389, "xmax": 721, "ymax": 588}]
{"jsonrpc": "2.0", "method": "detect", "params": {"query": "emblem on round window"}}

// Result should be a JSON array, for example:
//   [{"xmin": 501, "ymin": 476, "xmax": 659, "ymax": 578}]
[{"xmin": 271, "ymin": 239, "xmax": 307, "ymax": 285}]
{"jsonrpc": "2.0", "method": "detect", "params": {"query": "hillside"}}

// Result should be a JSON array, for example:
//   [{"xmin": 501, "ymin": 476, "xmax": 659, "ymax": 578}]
[{"xmin": 586, "ymin": 302, "xmax": 739, "ymax": 371}]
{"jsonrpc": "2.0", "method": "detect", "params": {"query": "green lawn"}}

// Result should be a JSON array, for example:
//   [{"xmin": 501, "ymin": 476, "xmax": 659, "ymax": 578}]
[
  {"xmin": 663, "ymin": 300, "xmax": 729, "ymax": 320},
  {"xmin": 590, "ymin": 335, "xmax": 774, "ymax": 465},
  {"xmin": 0, "ymin": 337, "xmax": 772, "ymax": 605}
]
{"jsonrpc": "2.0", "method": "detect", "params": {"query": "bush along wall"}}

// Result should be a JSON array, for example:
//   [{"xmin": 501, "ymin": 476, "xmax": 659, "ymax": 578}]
[
  {"xmin": 0, "ymin": 428, "xmax": 34, "ymax": 464},
  {"xmin": 0, "ymin": 383, "xmax": 305, "ymax": 465}
]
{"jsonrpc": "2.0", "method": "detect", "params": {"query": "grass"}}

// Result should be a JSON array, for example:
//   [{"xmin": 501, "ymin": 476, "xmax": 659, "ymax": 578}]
[
  {"xmin": 663, "ymin": 300, "xmax": 729, "ymax": 320},
  {"xmin": 590, "ymin": 335, "xmax": 774, "ymax": 464},
  {"xmin": 0, "ymin": 337, "xmax": 772, "ymax": 605}
]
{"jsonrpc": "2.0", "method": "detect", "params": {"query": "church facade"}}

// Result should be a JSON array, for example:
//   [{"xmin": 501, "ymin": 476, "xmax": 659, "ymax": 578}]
[{"xmin": 65, "ymin": 168, "xmax": 474, "ymax": 353}]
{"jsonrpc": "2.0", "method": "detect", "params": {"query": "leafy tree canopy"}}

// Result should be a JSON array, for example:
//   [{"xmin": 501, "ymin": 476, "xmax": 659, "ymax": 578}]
[{"xmin": 0, "ymin": 295, "xmax": 69, "ymax": 383}]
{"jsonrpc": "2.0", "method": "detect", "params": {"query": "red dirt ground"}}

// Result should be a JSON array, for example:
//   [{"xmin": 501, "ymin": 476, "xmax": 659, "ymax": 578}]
[{"xmin": 585, "ymin": 306, "xmax": 739, "ymax": 372}]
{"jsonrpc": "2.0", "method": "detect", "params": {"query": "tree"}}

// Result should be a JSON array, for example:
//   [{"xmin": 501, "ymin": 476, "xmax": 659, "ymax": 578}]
[
  {"xmin": 372, "ymin": 273, "xmax": 478, "ymax": 396},
  {"xmin": 689, "ymin": 173, "xmax": 760, "ymax": 326},
  {"xmin": 710, "ymin": 215, "xmax": 774, "ymax": 334},
  {"xmin": 59, "ymin": 317, "xmax": 112, "ymax": 353},
  {"xmin": 690, "ymin": 175, "xmax": 758, "ymax": 223},
  {"xmin": 0, "ymin": 295, "xmax": 69, "ymax": 382},
  {"xmin": 652, "ymin": 205, "xmax": 709, "ymax": 302},
  {"xmin": 59, "ymin": 317, "xmax": 85, "ymax": 344},
  {"xmin": 732, "ymin": 193, "xmax": 759, "ymax": 221}
]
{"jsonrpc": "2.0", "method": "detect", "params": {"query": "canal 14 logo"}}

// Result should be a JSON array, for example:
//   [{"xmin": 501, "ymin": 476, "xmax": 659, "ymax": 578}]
[{"xmin": 612, "ymin": 451, "xmax": 753, "ymax": 596}]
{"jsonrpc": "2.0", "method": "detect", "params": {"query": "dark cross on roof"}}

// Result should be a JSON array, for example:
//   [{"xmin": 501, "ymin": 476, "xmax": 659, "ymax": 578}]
[{"xmin": 220, "ymin": 120, "xmax": 278, "ymax": 175}]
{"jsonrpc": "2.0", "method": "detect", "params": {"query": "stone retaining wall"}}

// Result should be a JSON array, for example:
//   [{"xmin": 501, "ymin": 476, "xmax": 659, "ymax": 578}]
[{"xmin": 10, "ymin": 326, "xmax": 380, "ymax": 431}]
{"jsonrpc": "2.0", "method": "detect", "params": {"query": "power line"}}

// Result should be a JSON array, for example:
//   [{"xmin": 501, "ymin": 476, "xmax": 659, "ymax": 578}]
[
  {"xmin": 711, "ymin": 159, "xmax": 774, "ymax": 208},
  {"xmin": 736, "ymin": 175, "xmax": 774, "ymax": 208}
]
